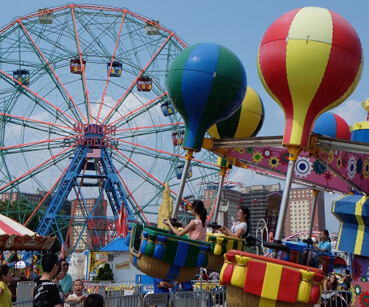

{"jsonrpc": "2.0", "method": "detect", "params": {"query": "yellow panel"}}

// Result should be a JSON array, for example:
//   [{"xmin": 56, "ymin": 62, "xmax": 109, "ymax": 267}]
[
  {"xmin": 234, "ymin": 87, "xmax": 263, "ymax": 139},
  {"xmin": 288, "ymin": 7, "xmax": 332, "ymax": 43},
  {"xmin": 354, "ymin": 195, "xmax": 366, "ymax": 255},
  {"xmin": 286, "ymin": 8, "xmax": 333, "ymax": 146},
  {"xmin": 261, "ymin": 262, "xmax": 283, "ymax": 301},
  {"xmin": 207, "ymin": 125, "xmax": 220, "ymax": 139}
]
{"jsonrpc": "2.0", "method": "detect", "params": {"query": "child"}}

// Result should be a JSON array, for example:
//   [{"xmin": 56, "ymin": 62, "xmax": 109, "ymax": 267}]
[
  {"xmin": 164, "ymin": 200, "xmax": 207, "ymax": 241},
  {"xmin": 84, "ymin": 294, "xmax": 104, "ymax": 307},
  {"xmin": 65, "ymin": 279, "xmax": 86, "ymax": 304}
]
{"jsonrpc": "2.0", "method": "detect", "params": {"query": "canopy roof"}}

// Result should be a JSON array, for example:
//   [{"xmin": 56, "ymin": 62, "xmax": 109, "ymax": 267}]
[
  {"xmin": 0, "ymin": 214, "xmax": 55, "ymax": 251},
  {"xmin": 0, "ymin": 214, "xmax": 35, "ymax": 236}
]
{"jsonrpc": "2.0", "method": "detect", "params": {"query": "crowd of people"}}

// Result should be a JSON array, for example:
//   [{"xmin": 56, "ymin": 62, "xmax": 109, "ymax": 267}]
[
  {"xmin": 32, "ymin": 253, "xmax": 103, "ymax": 307},
  {"xmin": 0, "ymin": 252, "xmax": 104, "ymax": 307},
  {"xmin": 0, "ymin": 199, "xmax": 354, "ymax": 307}
]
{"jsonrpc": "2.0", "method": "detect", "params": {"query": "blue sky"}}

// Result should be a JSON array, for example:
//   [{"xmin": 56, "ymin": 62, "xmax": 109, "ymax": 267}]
[{"xmin": 2, "ymin": 0, "xmax": 368, "ymax": 233}]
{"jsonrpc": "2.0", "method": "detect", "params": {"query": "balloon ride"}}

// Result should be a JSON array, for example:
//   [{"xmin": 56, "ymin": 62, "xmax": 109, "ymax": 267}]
[
  {"xmin": 128, "ymin": 43, "xmax": 247, "ymax": 280},
  {"xmin": 167, "ymin": 42, "xmax": 247, "ymax": 220},
  {"xmin": 206, "ymin": 86, "xmax": 265, "ymax": 269},
  {"xmin": 257, "ymin": 6, "xmax": 362, "ymax": 243},
  {"xmin": 217, "ymin": 7, "xmax": 363, "ymax": 307}
]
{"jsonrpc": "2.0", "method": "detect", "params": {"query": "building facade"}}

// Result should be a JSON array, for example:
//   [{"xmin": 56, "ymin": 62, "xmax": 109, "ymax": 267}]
[{"xmin": 284, "ymin": 188, "xmax": 325, "ymax": 238}]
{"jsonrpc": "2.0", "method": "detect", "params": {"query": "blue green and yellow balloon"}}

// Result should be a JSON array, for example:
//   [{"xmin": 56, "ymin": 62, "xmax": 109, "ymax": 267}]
[
  {"xmin": 167, "ymin": 43, "xmax": 247, "ymax": 152},
  {"xmin": 208, "ymin": 86, "xmax": 264, "ymax": 139}
]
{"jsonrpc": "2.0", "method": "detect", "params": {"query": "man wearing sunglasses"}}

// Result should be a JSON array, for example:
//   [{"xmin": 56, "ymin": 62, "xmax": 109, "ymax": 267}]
[{"xmin": 59, "ymin": 259, "xmax": 73, "ymax": 298}]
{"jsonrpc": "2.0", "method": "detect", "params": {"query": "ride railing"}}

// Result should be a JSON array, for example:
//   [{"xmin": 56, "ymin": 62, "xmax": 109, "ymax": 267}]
[{"xmin": 320, "ymin": 290, "xmax": 351, "ymax": 307}]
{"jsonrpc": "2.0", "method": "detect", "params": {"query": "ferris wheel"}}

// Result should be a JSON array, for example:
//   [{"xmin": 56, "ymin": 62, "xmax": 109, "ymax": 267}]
[{"xmin": 0, "ymin": 5, "xmax": 218, "ymax": 252}]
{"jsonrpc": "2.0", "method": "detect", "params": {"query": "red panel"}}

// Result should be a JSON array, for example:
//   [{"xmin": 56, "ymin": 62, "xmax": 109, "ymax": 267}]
[
  {"xmin": 303, "ymin": 12, "xmax": 362, "ymax": 146},
  {"xmin": 259, "ymin": 9, "xmax": 300, "ymax": 144},
  {"xmin": 277, "ymin": 267, "xmax": 300, "ymax": 302},
  {"xmin": 333, "ymin": 113, "xmax": 351, "ymax": 140},
  {"xmin": 244, "ymin": 260, "xmax": 267, "ymax": 296},
  {"xmin": 330, "ymin": 11, "xmax": 362, "ymax": 60},
  {"xmin": 260, "ymin": 8, "xmax": 301, "ymax": 45},
  {"xmin": 222, "ymin": 253, "xmax": 236, "ymax": 284}
]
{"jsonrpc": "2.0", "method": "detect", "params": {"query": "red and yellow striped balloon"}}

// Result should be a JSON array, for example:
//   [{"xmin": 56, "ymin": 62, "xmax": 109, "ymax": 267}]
[{"xmin": 258, "ymin": 7, "xmax": 363, "ymax": 149}]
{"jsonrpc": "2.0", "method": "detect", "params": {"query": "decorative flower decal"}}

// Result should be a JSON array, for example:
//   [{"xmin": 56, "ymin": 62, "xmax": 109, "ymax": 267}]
[
  {"xmin": 359, "ymin": 291, "xmax": 369, "ymax": 306},
  {"xmin": 352, "ymin": 258, "xmax": 362, "ymax": 280},
  {"xmin": 269, "ymin": 156, "xmax": 279, "ymax": 168},
  {"xmin": 294, "ymin": 157, "xmax": 313, "ymax": 178},
  {"xmin": 324, "ymin": 171, "xmax": 333, "ymax": 182},
  {"xmin": 246, "ymin": 147, "xmax": 254, "ymax": 154},
  {"xmin": 313, "ymin": 160, "xmax": 326, "ymax": 175},
  {"xmin": 232, "ymin": 147, "xmax": 244, "ymax": 154},
  {"xmin": 347, "ymin": 156, "xmax": 357, "ymax": 180},
  {"xmin": 363, "ymin": 159, "xmax": 369, "ymax": 179},
  {"xmin": 355, "ymin": 284, "xmax": 362, "ymax": 296},
  {"xmin": 336, "ymin": 157, "xmax": 342, "ymax": 169},
  {"xmin": 328, "ymin": 150, "xmax": 334, "ymax": 163},
  {"xmin": 252, "ymin": 152, "xmax": 263, "ymax": 164},
  {"xmin": 361, "ymin": 276, "xmax": 368, "ymax": 282},
  {"xmin": 263, "ymin": 148, "xmax": 271, "ymax": 158},
  {"xmin": 279, "ymin": 151, "xmax": 289, "ymax": 166}
]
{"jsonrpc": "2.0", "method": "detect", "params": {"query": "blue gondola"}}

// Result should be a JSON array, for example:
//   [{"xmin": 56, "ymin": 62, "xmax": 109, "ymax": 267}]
[
  {"xmin": 175, "ymin": 164, "xmax": 192, "ymax": 180},
  {"xmin": 161, "ymin": 101, "xmax": 176, "ymax": 116},
  {"xmin": 108, "ymin": 61, "xmax": 122, "ymax": 77},
  {"xmin": 13, "ymin": 69, "xmax": 30, "ymax": 86}
]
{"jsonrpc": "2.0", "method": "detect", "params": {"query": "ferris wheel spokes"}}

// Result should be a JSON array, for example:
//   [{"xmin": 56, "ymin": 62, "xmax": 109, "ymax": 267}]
[
  {"xmin": 0, "ymin": 112, "xmax": 72, "ymax": 136},
  {"xmin": 16, "ymin": 20, "xmax": 88, "ymax": 124},
  {"xmin": 97, "ymin": 11, "xmax": 127, "ymax": 124},
  {"xmin": 0, "ymin": 145, "xmax": 75, "ymax": 194},
  {"xmin": 101, "ymin": 34, "xmax": 173, "ymax": 125},
  {"xmin": 70, "ymin": 6, "xmax": 93, "ymax": 124},
  {"xmin": 0, "ymin": 69, "xmax": 79, "ymax": 126},
  {"xmin": 109, "ymin": 92, "xmax": 168, "ymax": 127}
]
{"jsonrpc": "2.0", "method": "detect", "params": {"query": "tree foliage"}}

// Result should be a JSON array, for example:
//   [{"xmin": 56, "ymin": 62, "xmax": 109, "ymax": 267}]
[{"xmin": 95, "ymin": 263, "xmax": 114, "ymax": 281}]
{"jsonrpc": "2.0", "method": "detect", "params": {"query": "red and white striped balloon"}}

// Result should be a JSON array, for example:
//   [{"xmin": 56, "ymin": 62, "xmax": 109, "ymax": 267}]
[{"xmin": 258, "ymin": 7, "xmax": 363, "ymax": 148}]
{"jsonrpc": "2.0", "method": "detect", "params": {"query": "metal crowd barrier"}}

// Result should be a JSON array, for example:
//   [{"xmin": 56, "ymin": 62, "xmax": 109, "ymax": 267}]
[
  {"xmin": 13, "ymin": 286, "xmax": 349, "ymax": 307},
  {"xmin": 12, "ymin": 294, "xmax": 145, "ymax": 307}
]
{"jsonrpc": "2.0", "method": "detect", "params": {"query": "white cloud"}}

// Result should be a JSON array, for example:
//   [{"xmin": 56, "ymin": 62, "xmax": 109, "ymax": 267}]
[{"xmin": 332, "ymin": 99, "xmax": 367, "ymax": 126}]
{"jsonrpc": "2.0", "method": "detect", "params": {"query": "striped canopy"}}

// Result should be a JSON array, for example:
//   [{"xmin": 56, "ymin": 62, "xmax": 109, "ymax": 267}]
[
  {"xmin": 0, "ymin": 214, "xmax": 55, "ymax": 251},
  {"xmin": 0, "ymin": 214, "xmax": 34, "ymax": 236}
]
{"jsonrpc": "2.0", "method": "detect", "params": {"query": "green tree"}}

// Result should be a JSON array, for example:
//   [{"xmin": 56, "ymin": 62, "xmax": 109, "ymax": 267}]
[{"xmin": 95, "ymin": 263, "xmax": 114, "ymax": 281}]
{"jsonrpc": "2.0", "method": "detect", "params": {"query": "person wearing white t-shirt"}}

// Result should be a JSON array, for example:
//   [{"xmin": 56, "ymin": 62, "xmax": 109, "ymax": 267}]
[{"xmin": 220, "ymin": 207, "xmax": 249, "ymax": 238}]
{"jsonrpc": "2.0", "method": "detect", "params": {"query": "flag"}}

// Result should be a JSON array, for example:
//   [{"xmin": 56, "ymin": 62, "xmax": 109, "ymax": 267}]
[
  {"xmin": 116, "ymin": 205, "xmax": 128, "ymax": 237},
  {"xmin": 86, "ymin": 148, "xmax": 101, "ymax": 158}
]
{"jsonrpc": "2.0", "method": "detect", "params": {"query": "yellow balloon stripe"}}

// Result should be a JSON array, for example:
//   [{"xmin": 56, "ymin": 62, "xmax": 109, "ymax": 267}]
[
  {"xmin": 233, "ymin": 87, "xmax": 263, "ymax": 138},
  {"xmin": 288, "ymin": 7, "xmax": 332, "ymax": 43},
  {"xmin": 286, "ymin": 40, "xmax": 332, "ymax": 145},
  {"xmin": 286, "ymin": 8, "xmax": 333, "ymax": 145},
  {"xmin": 207, "ymin": 125, "xmax": 220, "ymax": 139}
]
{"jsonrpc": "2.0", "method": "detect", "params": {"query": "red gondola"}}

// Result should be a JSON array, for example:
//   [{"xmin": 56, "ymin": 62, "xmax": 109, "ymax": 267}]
[
  {"xmin": 171, "ymin": 131, "xmax": 184, "ymax": 146},
  {"xmin": 70, "ymin": 58, "xmax": 86, "ymax": 74},
  {"xmin": 137, "ymin": 76, "xmax": 152, "ymax": 92}
]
